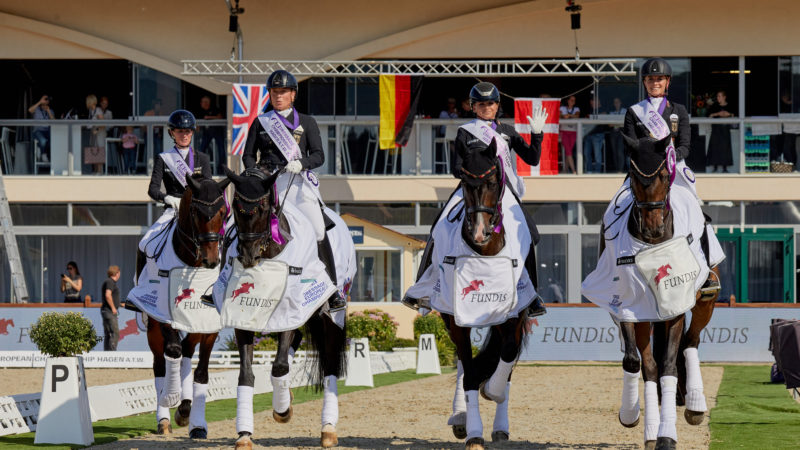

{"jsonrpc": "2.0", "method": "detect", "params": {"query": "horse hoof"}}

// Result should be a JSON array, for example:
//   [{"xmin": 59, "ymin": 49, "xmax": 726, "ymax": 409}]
[
  {"xmin": 655, "ymin": 436, "xmax": 677, "ymax": 450},
  {"xmin": 189, "ymin": 427, "xmax": 207, "ymax": 439},
  {"xmin": 491, "ymin": 430, "xmax": 509, "ymax": 442},
  {"xmin": 685, "ymin": 408, "xmax": 705, "ymax": 425},
  {"xmin": 321, "ymin": 423, "xmax": 338, "ymax": 448},
  {"xmin": 465, "ymin": 437, "xmax": 485, "ymax": 450},
  {"xmin": 235, "ymin": 433, "xmax": 253, "ymax": 450},
  {"xmin": 618, "ymin": 412, "xmax": 640, "ymax": 428},
  {"xmin": 452, "ymin": 425, "xmax": 467, "ymax": 439},
  {"xmin": 644, "ymin": 440, "xmax": 656, "ymax": 450},
  {"xmin": 156, "ymin": 418, "xmax": 172, "ymax": 435},
  {"xmin": 272, "ymin": 405, "xmax": 293, "ymax": 423},
  {"xmin": 174, "ymin": 399, "xmax": 191, "ymax": 427}
]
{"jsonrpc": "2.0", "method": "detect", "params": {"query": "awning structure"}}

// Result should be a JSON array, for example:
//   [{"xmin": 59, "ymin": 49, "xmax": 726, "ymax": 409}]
[{"xmin": 182, "ymin": 58, "xmax": 637, "ymax": 80}]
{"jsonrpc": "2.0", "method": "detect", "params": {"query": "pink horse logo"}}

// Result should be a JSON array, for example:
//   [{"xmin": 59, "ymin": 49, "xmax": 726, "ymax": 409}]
[
  {"xmin": 119, "ymin": 319, "xmax": 140, "ymax": 341},
  {"xmin": 231, "ymin": 282, "xmax": 255, "ymax": 301},
  {"xmin": 174, "ymin": 288, "xmax": 195, "ymax": 305},
  {"xmin": 655, "ymin": 264, "xmax": 673, "ymax": 285},
  {"xmin": 461, "ymin": 280, "xmax": 485, "ymax": 299},
  {"xmin": 0, "ymin": 318, "xmax": 14, "ymax": 335}
]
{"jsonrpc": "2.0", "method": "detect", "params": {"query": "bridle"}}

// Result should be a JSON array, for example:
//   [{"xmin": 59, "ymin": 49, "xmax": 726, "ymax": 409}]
[
  {"xmin": 232, "ymin": 168, "xmax": 278, "ymax": 257},
  {"xmin": 176, "ymin": 192, "xmax": 226, "ymax": 263},
  {"xmin": 460, "ymin": 160, "xmax": 504, "ymax": 240},
  {"xmin": 629, "ymin": 158, "xmax": 672, "ymax": 236}
]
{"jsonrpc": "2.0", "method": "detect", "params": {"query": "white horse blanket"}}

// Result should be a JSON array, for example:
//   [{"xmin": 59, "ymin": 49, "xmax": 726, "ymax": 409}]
[
  {"xmin": 581, "ymin": 185, "xmax": 725, "ymax": 322},
  {"xmin": 404, "ymin": 187, "xmax": 536, "ymax": 327}
]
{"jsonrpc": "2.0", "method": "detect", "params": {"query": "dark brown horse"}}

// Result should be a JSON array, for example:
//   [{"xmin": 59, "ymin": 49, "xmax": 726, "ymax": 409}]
[
  {"xmin": 441, "ymin": 141, "xmax": 529, "ymax": 450},
  {"xmin": 603, "ymin": 135, "xmax": 720, "ymax": 450},
  {"xmin": 134, "ymin": 174, "xmax": 228, "ymax": 437},
  {"xmin": 224, "ymin": 167, "xmax": 346, "ymax": 450}
]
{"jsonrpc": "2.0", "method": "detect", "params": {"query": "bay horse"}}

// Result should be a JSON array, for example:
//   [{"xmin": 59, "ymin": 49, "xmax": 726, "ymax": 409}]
[
  {"xmin": 598, "ymin": 135, "xmax": 721, "ymax": 450},
  {"xmin": 223, "ymin": 167, "xmax": 347, "ymax": 449},
  {"xmin": 440, "ymin": 141, "xmax": 530, "ymax": 450},
  {"xmin": 133, "ymin": 174, "xmax": 229, "ymax": 437}
]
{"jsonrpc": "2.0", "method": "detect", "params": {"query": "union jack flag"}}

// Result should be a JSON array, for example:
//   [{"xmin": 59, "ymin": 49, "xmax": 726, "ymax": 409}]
[{"xmin": 231, "ymin": 84, "xmax": 270, "ymax": 156}]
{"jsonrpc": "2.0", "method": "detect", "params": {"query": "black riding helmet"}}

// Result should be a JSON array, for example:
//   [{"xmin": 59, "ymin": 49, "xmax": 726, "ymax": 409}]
[
  {"xmin": 641, "ymin": 58, "xmax": 672, "ymax": 79},
  {"xmin": 267, "ymin": 70, "xmax": 298, "ymax": 90},
  {"xmin": 167, "ymin": 109, "xmax": 196, "ymax": 130},
  {"xmin": 469, "ymin": 82, "xmax": 500, "ymax": 105}
]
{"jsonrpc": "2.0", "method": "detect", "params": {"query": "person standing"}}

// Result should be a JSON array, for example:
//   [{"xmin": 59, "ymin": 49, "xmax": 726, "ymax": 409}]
[
  {"xmin": 608, "ymin": 97, "xmax": 628, "ymax": 172},
  {"xmin": 196, "ymin": 95, "xmax": 225, "ymax": 173},
  {"xmin": 559, "ymin": 95, "xmax": 579, "ymax": 173},
  {"xmin": 60, "ymin": 261, "xmax": 83, "ymax": 303},
  {"xmin": 101, "ymin": 265, "xmax": 121, "ymax": 351},
  {"xmin": 28, "ymin": 95, "xmax": 55, "ymax": 164},
  {"xmin": 707, "ymin": 90, "xmax": 735, "ymax": 173},
  {"xmin": 242, "ymin": 69, "xmax": 345, "ymax": 312}
]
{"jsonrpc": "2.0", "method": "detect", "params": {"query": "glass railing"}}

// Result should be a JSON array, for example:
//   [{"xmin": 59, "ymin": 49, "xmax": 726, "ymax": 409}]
[{"xmin": 2, "ymin": 116, "xmax": 799, "ymax": 177}]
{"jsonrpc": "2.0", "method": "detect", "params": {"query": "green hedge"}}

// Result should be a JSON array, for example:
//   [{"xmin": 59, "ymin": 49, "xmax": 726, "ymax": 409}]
[
  {"xmin": 30, "ymin": 311, "xmax": 99, "ymax": 357},
  {"xmin": 346, "ymin": 309, "xmax": 399, "ymax": 351}
]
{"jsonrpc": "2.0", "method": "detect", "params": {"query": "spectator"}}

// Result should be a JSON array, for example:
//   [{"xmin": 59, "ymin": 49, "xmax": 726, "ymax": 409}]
[
  {"xmin": 196, "ymin": 95, "xmax": 225, "ymax": 172},
  {"xmin": 582, "ymin": 97, "xmax": 609, "ymax": 173},
  {"xmin": 28, "ymin": 95, "xmax": 55, "ymax": 163},
  {"xmin": 86, "ymin": 94, "xmax": 106, "ymax": 174},
  {"xmin": 60, "ymin": 261, "xmax": 83, "ymax": 303},
  {"xmin": 707, "ymin": 90, "xmax": 735, "ymax": 173},
  {"xmin": 120, "ymin": 125, "xmax": 140, "ymax": 174},
  {"xmin": 773, "ymin": 92, "xmax": 798, "ymax": 169},
  {"xmin": 459, "ymin": 98, "xmax": 472, "ymax": 118},
  {"xmin": 101, "ymin": 265, "xmax": 122, "ymax": 351},
  {"xmin": 438, "ymin": 97, "xmax": 460, "ymax": 135},
  {"xmin": 608, "ymin": 97, "xmax": 628, "ymax": 172},
  {"xmin": 559, "ymin": 95, "xmax": 579, "ymax": 174}
]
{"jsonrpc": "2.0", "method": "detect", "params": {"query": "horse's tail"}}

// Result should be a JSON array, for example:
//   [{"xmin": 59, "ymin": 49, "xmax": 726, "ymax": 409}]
[
  {"xmin": 472, "ymin": 307, "xmax": 531, "ymax": 383},
  {"xmin": 304, "ymin": 311, "xmax": 347, "ymax": 392}
]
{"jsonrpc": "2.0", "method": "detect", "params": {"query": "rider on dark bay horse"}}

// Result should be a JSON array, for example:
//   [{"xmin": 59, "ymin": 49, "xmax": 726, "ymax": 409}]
[{"xmin": 404, "ymin": 81, "xmax": 548, "ymax": 316}]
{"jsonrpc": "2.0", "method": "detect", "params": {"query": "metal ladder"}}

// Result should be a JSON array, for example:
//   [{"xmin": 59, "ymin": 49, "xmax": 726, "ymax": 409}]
[{"xmin": 0, "ymin": 168, "xmax": 28, "ymax": 302}]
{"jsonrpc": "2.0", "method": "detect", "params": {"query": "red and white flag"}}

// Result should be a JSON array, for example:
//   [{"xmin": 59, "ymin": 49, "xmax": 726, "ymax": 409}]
[{"xmin": 514, "ymin": 98, "xmax": 561, "ymax": 175}]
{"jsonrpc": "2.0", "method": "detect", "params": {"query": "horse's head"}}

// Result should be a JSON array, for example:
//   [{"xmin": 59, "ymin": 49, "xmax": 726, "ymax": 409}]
[
  {"xmin": 179, "ymin": 174, "xmax": 230, "ymax": 268},
  {"xmin": 224, "ymin": 166, "xmax": 282, "ymax": 268},
  {"xmin": 460, "ymin": 138, "xmax": 503, "ymax": 247},
  {"xmin": 625, "ymin": 134, "xmax": 673, "ymax": 243}
]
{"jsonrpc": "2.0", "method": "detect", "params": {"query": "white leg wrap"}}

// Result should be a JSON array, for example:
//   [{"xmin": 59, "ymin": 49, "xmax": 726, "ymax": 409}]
[
  {"xmin": 484, "ymin": 358, "xmax": 515, "ymax": 403},
  {"xmin": 154, "ymin": 377, "xmax": 170, "ymax": 422},
  {"xmin": 683, "ymin": 347, "xmax": 707, "ymax": 412},
  {"xmin": 448, "ymin": 360, "xmax": 466, "ymax": 426},
  {"xmin": 321, "ymin": 375, "xmax": 339, "ymax": 427},
  {"xmin": 619, "ymin": 370, "xmax": 641, "ymax": 425},
  {"xmin": 189, "ymin": 382, "xmax": 208, "ymax": 431},
  {"xmin": 492, "ymin": 382, "xmax": 511, "ymax": 434},
  {"xmin": 236, "ymin": 385, "xmax": 254, "ymax": 435},
  {"xmin": 159, "ymin": 355, "xmax": 182, "ymax": 407},
  {"xmin": 180, "ymin": 357, "xmax": 193, "ymax": 401},
  {"xmin": 644, "ymin": 380, "xmax": 660, "ymax": 442},
  {"xmin": 271, "ymin": 373, "xmax": 292, "ymax": 414},
  {"xmin": 465, "ymin": 390, "xmax": 483, "ymax": 441},
  {"xmin": 658, "ymin": 376, "xmax": 678, "ymax": 441}
]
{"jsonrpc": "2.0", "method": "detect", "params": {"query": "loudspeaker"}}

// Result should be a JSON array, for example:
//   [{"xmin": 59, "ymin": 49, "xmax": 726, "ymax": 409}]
[{"xmin": 571, "ymin": 13, "xmax": 581, "ymax": 30}]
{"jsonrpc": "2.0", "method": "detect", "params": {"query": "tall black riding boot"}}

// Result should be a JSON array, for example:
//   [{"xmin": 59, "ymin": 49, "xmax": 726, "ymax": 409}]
[
  {"xmin": 318, "ymin": 236, "xmax": 346, "ymax": 312},
  {"xmin": 521, "ymin": 207, "xmax": 546, "ymax": 317}
]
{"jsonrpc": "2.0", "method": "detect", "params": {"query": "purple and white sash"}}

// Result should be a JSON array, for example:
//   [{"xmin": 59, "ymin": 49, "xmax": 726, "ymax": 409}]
[
  {"xmin": 159, "ymin": 147, "xmax": 194, "ymax": 188},
  {"xmin": 258, "ymin": 111, "xmax": 322, "ymax": 201},
  {"xmin": 460, "ymin": 120, "xmax": 526, "ymax": 197}
]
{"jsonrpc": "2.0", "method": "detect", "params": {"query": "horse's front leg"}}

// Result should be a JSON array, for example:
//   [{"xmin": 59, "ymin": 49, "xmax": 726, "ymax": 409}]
[
  {"xmin": 185, "ymin": 332, "xmax": 217, "ymax": 439},
  {"xmin": 447, "ymin": 316, "xmax": 484, "ymax": 450},
  {"xmin": 618, "ymin": 322, "xmax": 641, "ymax": 428},
  {"xmin": 174, "ymin": 333, "xmax": 199, "ymax": 428},
  {"xmin": 271, "ymin": 330, "xmax": 296, "ymax": 423},
  {"xmin": 318, "ymin": 311, "xmax": 347, "ymax": 448},
  {"xmin": 653, "ymin": 316, "xmax": 686, "ymax": 450},
  {"xmin": 679, "ymin": 266, "xmax": 720, "ymax": 423},
  {"xmin": 635, "ymin": 322, "xmax": 659, "ymax": 450},
  {"xmin": 235, "ymin": 328, "xmax": 255, "ymax": 450},
  {"xmin": 147, "ymin": 317, "xmax": 171, "ymax": 434},
  {"xmin": 486, "ymin": 317, "xmax": 525, "ymax": 443},
  {"xmin": 158, "ymin": 322, "xmax": 183, "ymax": 409}
]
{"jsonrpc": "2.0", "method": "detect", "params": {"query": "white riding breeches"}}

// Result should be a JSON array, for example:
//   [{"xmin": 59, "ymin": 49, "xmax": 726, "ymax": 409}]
[
  {"xmin": 139, "ymin": 207, "xmax": 176, "ymax": 253},
  {"xmin": 276, "ymin": 172, "xmax": 325, "ymax": 241}
]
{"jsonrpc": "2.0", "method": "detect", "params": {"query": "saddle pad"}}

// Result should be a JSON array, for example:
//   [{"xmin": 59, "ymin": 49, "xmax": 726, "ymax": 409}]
[
  {"xmin": 635, "ymin": 236, "xmax": 700, "ymax": 320},
  {"xmin": 221, "ymin": 258, "xmax": 289, "ymax": 332},
  {"xmin": 168, "ymin": 267, "xmax": 222, "ymax": 333},
  {"xmin": 451, "ymin": 255, "xmax": 517, "ymax": 327}
]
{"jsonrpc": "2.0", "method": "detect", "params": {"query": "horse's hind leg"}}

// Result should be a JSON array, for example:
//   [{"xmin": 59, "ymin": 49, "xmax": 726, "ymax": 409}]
[
  {"xmin": 448, "ymin": 359, "xmax": 467, "ymax": 439},
  {"xmin": 235, "ymin": 329, "xmax": 255, "ymax": 449},
  {"xmin": 174, "ymin": 334, "xmax": 198, "ymax": 428},
  {"xmin": 313, "ymin": 312, "xmax": 346, "ymax": 448},
  {"xmin": 159, "ymin": 322, "xmax": 183, "ymax": 408},
  {"xmin": 147, "ymin": 317, "xmax": 171, "ymax": 434},
  {"xmin": 271, "ymin": 330, "xmax": 296, "ymax": 424},
  {"xmin": 187, "ymin": 332, "xmax": 217, "ymax": 439},
  {"xmin": 618, "ymin": 322, "xmax": 641, "ymax": 428},
  {"xmin": 679, "ymin": 267, "xmax": 720, "ymax": 424}
]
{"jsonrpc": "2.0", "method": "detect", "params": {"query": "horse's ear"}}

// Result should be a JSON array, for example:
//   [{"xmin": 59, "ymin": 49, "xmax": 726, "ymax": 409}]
[
  {"xmin": 655, "ymin": 133, "xmax": 672, "ymax": 151},
  {"xmin": 484, "ymin": 138, "xmax": 498, "ymax": 157},
  {"xmin": 223, "ymin": 166, "xmax": 240, "ymax": 184},
  {"xmin": 263, "ymin": 170, "xmax": 281, "ymax": 191},
  {"xmin": 185, "ymin": 173, "xmax": 202, "ymax": 192},
  {"xmin": 217, "ymin": 177, "xmax": 231, "ymax": 191},
  {"xmin": 622, "ymin": 133, "xmax": 639, "ymax": 153}
]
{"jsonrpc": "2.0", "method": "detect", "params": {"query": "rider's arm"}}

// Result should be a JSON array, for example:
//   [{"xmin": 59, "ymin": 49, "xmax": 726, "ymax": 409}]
[
  {"xmin": 451, "ymin": 128, "xmax": 470, "ymax": 177},
  {"xmin": 506, "ymin": 125, "xmax": 543, "ymax": 167},
  {"xmin": 242, "ymin": 119, "xmax": 262, "ymax": 169},
  {"xmin": 298, "ymin": 117, "xmax": 324, "ymax": 170},
  {"xmin": 148, "ymin": 156, "xmax": 166, "ymax": 203},
  {"xmin": 673, "ymin": 104, "xmax": 691, "ymax": 161}
]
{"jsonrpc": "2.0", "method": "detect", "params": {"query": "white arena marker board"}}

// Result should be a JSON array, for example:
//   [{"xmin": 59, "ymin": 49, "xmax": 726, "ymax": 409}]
[
  {"xmin": 34, "ymin": 356, "xmax": 94, "ymax": 446},
  {"xmin": 345, "ymin": 337, "xmax": 373, "ymax": 387},
  {"xmin": 416, "ymin": 334, "xmax": 441, "ymax": 374}
]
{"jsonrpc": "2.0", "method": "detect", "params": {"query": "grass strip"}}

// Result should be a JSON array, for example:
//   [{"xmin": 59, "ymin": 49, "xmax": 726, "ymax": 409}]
[
  {"xmin": 710, "ymin": 365, "xmax": 800, "ymax": 449},
  {"xmin": 0, "ymin": 368, "xmax": 448, "ymax": 449}
]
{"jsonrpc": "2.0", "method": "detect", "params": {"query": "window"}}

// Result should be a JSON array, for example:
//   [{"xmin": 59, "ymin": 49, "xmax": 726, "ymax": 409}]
[
  {"xmin": 522, "ymin": 203, "xmax": 577, "ymax": 225},
  {"xmin": 351, "ymin": 249, "xmax": 402, "ymax": 302},
  {"xmin": 10, "ymin": 204, "xmax": 67, "ymax": 226},
  {"xmin": 536, "ymin": 234, "xmax": 567, "ymax": 303},
  {"xmin": 71, "ymin": 204, "xmax": 149, "ymax": 226},
  {"xmin": 339, "ymin": 203, "xmax": 415, "ymax": 226}
]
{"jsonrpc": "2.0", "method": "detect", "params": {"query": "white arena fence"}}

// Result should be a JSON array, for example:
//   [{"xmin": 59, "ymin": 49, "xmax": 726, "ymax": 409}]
[{"xmin": 0, "ymin": 349, "xmax": 417, "ymax": 437}]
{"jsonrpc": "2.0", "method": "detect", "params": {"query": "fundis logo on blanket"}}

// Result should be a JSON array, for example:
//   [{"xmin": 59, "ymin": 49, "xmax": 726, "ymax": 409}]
[
  {"xmin": 656, "ymin": 263, "xmax": 699, "ymax": 291},
  {"xmin": 231, "ymin": 281, "xmax": 277, "ymax": 309},
  {"xmin": 231, "ymin": 282, "xmax": 254, "ymax": 301},
  {"xmin": 461, "ymin": 279, "xmax": 509, "ymax": 303},
  {"xmin": 654, "ymin": 264, "xmax": 672, "ymax": 285},
  {"xmin": 461, "ymin": 280, "xmax": 484, "ymax": 299},
  {"xmin": 174, "ymin": 288, "xmax": 195, "ymax": 305}
]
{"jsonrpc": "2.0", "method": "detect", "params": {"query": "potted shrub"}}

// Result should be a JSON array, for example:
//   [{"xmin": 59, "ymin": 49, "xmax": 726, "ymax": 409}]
[{"xmin": 31, "ymin": 311, "xmax": 98, "ymax": 446}]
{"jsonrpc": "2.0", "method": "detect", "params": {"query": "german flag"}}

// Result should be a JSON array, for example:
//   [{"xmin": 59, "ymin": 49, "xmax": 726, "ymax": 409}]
[{"xmin": 379, "ymin": 75, "xmax": 423, "ymax": 150}]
